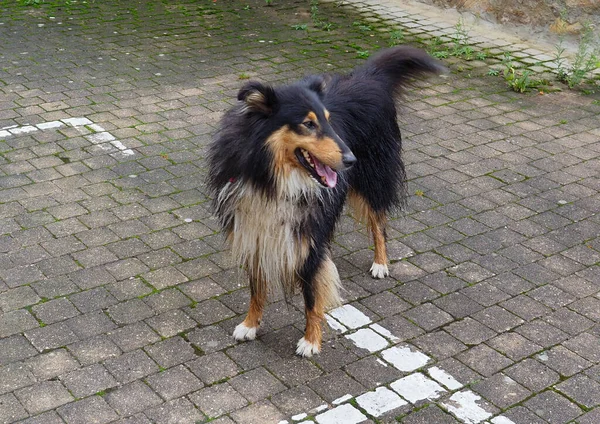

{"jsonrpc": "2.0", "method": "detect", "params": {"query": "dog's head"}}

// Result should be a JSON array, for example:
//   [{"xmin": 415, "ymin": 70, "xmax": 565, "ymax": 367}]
[{"xmin": 237, "ymin": 77, "xmax": 355, "ymax": 190}]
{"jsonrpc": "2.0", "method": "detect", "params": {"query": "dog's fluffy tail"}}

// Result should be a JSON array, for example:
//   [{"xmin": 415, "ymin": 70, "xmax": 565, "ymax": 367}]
[{"xmin": 355, "ymin": 46, "xmax": 446, "ymax": 92}]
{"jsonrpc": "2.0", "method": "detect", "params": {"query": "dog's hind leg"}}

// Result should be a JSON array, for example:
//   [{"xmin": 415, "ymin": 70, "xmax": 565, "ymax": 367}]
[
  {"xmin": 233, "ymin": 271, "xmax": 266, "ymax": 341},
  {"xmin": 296, "ymin": 255, "xmax": 341, "ymax": 357},
  {"xmin": 348, "ymin": 191, "xmax": 389, "ymax": 279}
]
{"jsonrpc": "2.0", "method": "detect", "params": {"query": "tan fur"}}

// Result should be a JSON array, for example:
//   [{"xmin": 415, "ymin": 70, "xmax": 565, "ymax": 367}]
[
  {"xmin": 349, "ymin": 190, "xmax": 388, "ymax": 265},
  {"xmin": 303, "ymin": 255, "xmax": 342, "ymax": 349},
  {"xmin": 266, "ymin": 126, "xmax": 344, "ymax": 182},
  {"xmin": 220, "ymin": 181, "xmax": 312, "ymax": 298}
]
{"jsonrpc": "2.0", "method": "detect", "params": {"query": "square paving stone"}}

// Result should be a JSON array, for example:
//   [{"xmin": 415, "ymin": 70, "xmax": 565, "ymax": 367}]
[
  {"xmin": 65, "ymin": 310, "xmax": 117, "ymax": 339},
  {"xmin": 105, "ymin": 349, "xmax": 159, "ymax": 384},
  {"xmin": 61, "ymin": 364, "xmax": 118, "ymax": 398},
  {"xmin": 562, "ymin": 332, "xmax": 600, "ymax": 363},
  {"xmin": 25, "ymin": 348, "xmax": 79, "ymax": 380},
  {"xmin": 229, "ymin": 367, "xmax": 286, "ymax": 403},
  {"xmin": 15, "ymin": 381, "xmax": 74, "ymax": 415},
  {"xmin": 107, "ymin": 298, "xmax": 154, "ymax": 325},
  {"xmin": 344, "ymin": 355, "xmax": 403, "ymax": 389},
  {"xmin": 0, "ymin": 309, "xmax": 39, "ymax": 338},
  {"xmin": 144, "ymin": 398, "xmax": 204, "ymax": 424},
  {"xmin": 542, "ymin": 346, "xmax": 592, "ymax": 377},
  {"xmin": 68, "ymin": 335, "xmax": 122, "ymax": 365},
  {"xmin": 25, "ymin": 321, "xmax": 79, "ymax": 351},
  {"xmin": 472, "ymin": 373, "xmax": 531, "ymax": 409},
  {"xmin": 504, "ymin": 358, "xmax": 560, "ymax": 392},
  {"xmin": 145, "ymin": 309, "xmax": 196, "ymax": 338},
  {"xmin": 487, "ymin": 332, "xmax": 543, "ymax": 360},
  {"xmin": 445, "ymin": 317, "xmax": 496, "ymax": 345},
  {"xmin": 0, "ymin": 362, "xmax": 36, "ymax": 396},
  {"xmin": 145, "ymin": 336, "xmax": 197, "ymax": 368},
  {"xmin": 472, "ymin": 306, "xmax": 524, "ymax": 333},
  {"xmin": 105, "ymin": 381, "xmax": 162, "ymax": 417},
  {"xmin": 515, "ymin": 319, "xmax": 568, "ymax": 347},
  {"xmin": 107, "ymin": 321, "xmax": 161, "ymax": 352},
  {"xmin": 403, "ymin": 303, "xmax": 454, "ymax": 331},
  {"xmin": 412, "ymin": 330, "xmax": 468, "ymax": 359},
  {"xmin": 401, "ymin": 404, "xmax": 460, "ymax": 423},
  {"xmin": 524, "ymin": 390, "xmax": 583, "ymax": 424},
  {"xmin": 188, "ymin": 382, "xmax": 248, "ymax": 419},
  {"xmin": 186, "ymin": 351, "xmax": 241, "ymax": 385},
  {"xmin": 229, "ymin": 400, "xmax": 285, "ymax": 424},
  {"xmin": 266, "ymin": 357, "xmax": 323, "ymax": 387},
  {"xmin": 57, "ymin": 396, "xmax": 118, "ymax": 424},
  {"xmin": 457, "ymin": 344, "xmax": 514, "ymax": 377},
  {"xmin": 433, "ymin": 292, "xmax": 484, "ymax": 319},
  {"xmin": 555, "ymin": 374, "xmax": 600, "ymax": 408},
  {"xmin": 225, "ymin": 340, "xmax": 282, "ymax": 371},
  {"xmin": 270, "ymin": 385, "xmax": 324, "ymax": 417},
  {"xmin": 308, "ymin": 369, "xmax": 366, "ymax": 403},
  {"xmin": 145, "ymin": 365, "xmax": 203, "ymax": 401},
  {"xmin": 0, "ymin": 393, "xmax": 29, "ymax": 423}
]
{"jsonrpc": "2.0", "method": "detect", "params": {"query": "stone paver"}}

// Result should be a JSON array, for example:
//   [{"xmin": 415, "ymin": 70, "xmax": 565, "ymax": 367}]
[{"xmin": 0, "ymin": 0, "xmax": 599, "ymax": 423}]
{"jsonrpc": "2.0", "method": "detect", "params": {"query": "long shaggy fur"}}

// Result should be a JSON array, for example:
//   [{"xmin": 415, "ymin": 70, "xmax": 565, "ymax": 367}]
[{"xmin": 207, "ymin": 46, "xmax": 443, "ymax": 356}]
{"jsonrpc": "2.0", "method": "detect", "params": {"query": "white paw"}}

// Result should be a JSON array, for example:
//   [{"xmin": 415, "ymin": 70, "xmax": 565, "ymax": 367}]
[
  {"xmin": 370, "ymin": 262, "xmax": 389, "ymax": 279},
  {"xmin": 296, "ymin": 337, "xmax": 320, "ymax": 357},
  {"xmin": 233, "ymin": 323, "xmax": 257, "ymax": 341}
]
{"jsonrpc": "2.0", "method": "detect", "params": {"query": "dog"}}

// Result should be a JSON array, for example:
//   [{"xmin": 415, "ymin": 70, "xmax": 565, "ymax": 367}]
[{"xmin": 207, "ymin": 46, "xmax": 443, "ymax": 356}]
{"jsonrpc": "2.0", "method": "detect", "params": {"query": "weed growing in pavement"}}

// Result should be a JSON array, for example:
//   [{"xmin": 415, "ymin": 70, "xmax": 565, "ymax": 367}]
[
  {"xmin": 450, "ymin": 17, "xmax": 474, "ymax": 59},
  {"xmin": 310, "ymin": 0, "xmax": 335, "ymax": 31},
  {"xmin": 389, "ymin": 29, "xmax": 404, "ymax": 46},
  {"xmin": 555, "ymin": 23, "xmax": 600, "ymax": 88},
  {"xmin": 501, "ymin": 53, "xmax": 546, "ymax": 93}
]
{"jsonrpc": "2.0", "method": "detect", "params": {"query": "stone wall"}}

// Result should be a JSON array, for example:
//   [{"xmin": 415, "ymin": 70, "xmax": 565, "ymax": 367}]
[{"xmin": 416, "ymin": 0, "xmax": 600, "ymax": 35}]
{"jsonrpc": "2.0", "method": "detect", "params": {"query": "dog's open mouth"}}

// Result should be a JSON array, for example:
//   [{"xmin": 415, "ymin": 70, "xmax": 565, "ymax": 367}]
[{"xmin": 295, "ymin": 148, "xmax": 338, "ymax": 188}]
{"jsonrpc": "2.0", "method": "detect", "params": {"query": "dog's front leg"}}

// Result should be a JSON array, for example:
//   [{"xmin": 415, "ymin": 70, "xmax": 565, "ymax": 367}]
[
  {"xmin": 233, "ymin": 271, "xmax": 266, "ymax": 341},
  {"xmin": 296, "ymin": 255, "xmax": 341, "ymax": 357}
]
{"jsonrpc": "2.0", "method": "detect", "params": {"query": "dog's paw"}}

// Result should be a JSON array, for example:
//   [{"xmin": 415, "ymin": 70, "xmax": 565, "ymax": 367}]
[
  {"xmin": 370, "ymin": 262, "xmax": 389, "ymax": 279},
  {"xmin": 233, "ymin": 323, "xmax": 258, "ymax": 341},
  {"xmin": 296, "ymin": 337, "xmax": 320, "ymax": 357}
]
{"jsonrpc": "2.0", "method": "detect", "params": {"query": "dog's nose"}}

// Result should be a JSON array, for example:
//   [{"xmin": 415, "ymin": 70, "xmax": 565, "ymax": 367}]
[{"xmin": 342, "ymin": 152, "xmax": 357, "ymax": 168}]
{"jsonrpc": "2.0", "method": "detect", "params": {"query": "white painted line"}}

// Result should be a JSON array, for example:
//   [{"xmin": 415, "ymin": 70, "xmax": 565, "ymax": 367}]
[
  {"xmin": 325, "ymin": 314, "xmax": 348, "ymax": 333},
  {"xmin": 332, "ymin": 394, "xmax": 352, "ymax": 405},
  {"xmin": 62, "ymin": 117, "xmax": 92, "ymax": 126},
  {"xmin": 370, "ymin": 323, "xmax": 399, "ymax": 342},
  {"xmin": 328, "ymin": 305, "xmax": 371, "ymax": 329},
  {"xmin": 87, "ymin": 123, "xmax": 105, "ymax": 132},
  {"xmin": 441, "ymin": 391, "xmax": 493, "ymax": 424},
  {"xmin": 390, "ymin": 373, "xmax": 446, "ymax": 404},
  {"xmin": 428, "ymin": 366, "xmax": 463, "ymax": 390},
  {"xmin": 356, "ymin": 387, "xmax": 407, "ymax": 417},
  {"xmin": 381, "ymin": 346, "xmax": 430, "ymax": 372},
  {"xmin": 491, "ymin": 417, "xmax": 517, "ymax": 424},
  {"xmin": 291, "ymin": 413, "xmax": 307, "ymax": 421},
  {"xmin": 86, "ymin": 132, "xmax": 116, "ymax": 143},
  {"xmin": 346, "ymin": 328, "xmax": 389, "ymax": 352},
  {"xmin": 314, "ymin": 404, "xmax": 328, "ymax": 413},
  {"xmin": 315, "ymin": 404, "xmax": 367, "ymax": 424},
  {"xmin": 1, "ymin": 117, "xmax": 134, "ymax": 156},
  {"xmin": 10, "ymin": 125, "xmax": 37, "ymax": 135},
  {"xmin": 376, "ymin": 358, "xmax": 389, "ymax": 367},
  {"xmin": 36, "ymin": 121, "xmax": 64, "ymax": 130}
]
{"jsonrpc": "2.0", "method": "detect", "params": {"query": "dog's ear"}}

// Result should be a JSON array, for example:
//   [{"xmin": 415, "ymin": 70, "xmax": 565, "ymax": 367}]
[
  {"xmin": 238, "ymin": 81, "xmax": 277, "ymax": 115},
  {"xmin": 304, "ymin": 74, "xmax": 331, "ymax": 94}
]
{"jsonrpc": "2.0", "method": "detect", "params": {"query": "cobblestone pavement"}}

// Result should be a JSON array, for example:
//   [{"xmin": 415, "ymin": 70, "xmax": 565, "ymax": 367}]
[{"xmin": 1, "ymin": 0, "xmax": 599, "ymax": 423}]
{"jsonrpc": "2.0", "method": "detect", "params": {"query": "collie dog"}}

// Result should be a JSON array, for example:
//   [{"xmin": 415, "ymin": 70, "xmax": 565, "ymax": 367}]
[{"xmin": 208, "ymin": 47, "xmax": 443, "ymax": 356}]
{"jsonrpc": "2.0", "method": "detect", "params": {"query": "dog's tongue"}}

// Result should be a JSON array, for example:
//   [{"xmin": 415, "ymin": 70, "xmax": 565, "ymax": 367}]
[{"xmin": 314, "ymin": 159, "xmax": 337, "ymax": 188}]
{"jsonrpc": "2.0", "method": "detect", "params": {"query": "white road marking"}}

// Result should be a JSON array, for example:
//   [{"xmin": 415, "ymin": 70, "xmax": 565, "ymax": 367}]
[
  {"xmin": 370, "ymin": 323, "xmax": 399, "ymax": 342},
  {"xmin": 315, "ymin": 404, "xmax": 367, "ymax": 424},
  {"xmin": 441, "ymin": 391, "xmax": 493, "ymax": 424},
  {"xmin": 390, "ymin": 373, "xmax": 446, "ymax": 403},
  {"xmin": 0, "ymin": 117, "xmax": 134, "ymax": 156},
  {"xmin": 346, "ymin": 328, "xmax": 389, "ymax": 352},
  {"xmin": 356, "ymin": 387, "xmax": 407, "ymax": 417},
  {"xmin": 381, "ymin": 345, "xmax": 430, "ymax": 372},
  {"xmin": 332, "ymin": 394, "xmax": 352, "ymax": 405},
  {"xmin": 428, "ymin": 366, "xmax": 463, "ymax": 390},
  {"xmin": 327, "ymin": 304, "xmax": 371, "ymax": 329}
]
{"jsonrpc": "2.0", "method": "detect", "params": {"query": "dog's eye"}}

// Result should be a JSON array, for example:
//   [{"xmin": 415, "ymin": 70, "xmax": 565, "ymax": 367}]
[{"xmin": 302, "ymin": 120, "xmax": 317, "ymax": 130}]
